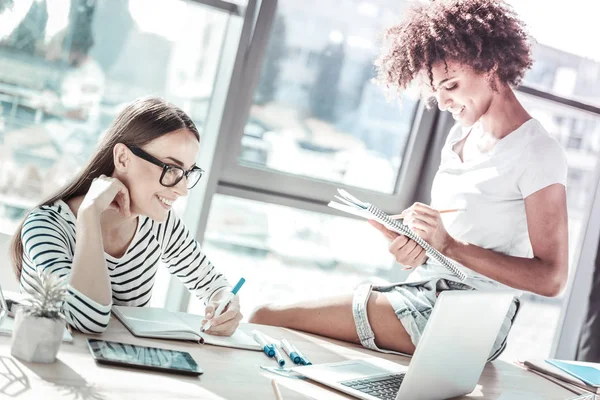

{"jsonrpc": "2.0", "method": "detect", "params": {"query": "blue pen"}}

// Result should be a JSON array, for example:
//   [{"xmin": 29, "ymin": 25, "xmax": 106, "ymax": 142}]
[
  {"xmin": 292, "ymin": 345, "xmax": 312, "ymax": 366},
  {"xmin": 253, "ymin": 330, "xmax": 276, "ymax": 357},
  {"xmin": 201, "ymin": 277, "xmax": 245, "ymax": 332},
  {"xmin": 272, "ymin": 344, "xmax": 286, "ymax": 367},
  {"xmin": 281, "ymin": 339, "xmax": 303, "ymax": 364}
]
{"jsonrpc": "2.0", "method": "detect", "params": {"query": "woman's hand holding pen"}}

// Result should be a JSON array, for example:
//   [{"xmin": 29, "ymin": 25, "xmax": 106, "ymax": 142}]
[
  {"xmin": 202, "ymin": 294, "xmax": 242, "ymax": 337},
  {"xmin": 402, "ymin": 203, "xmax": 454, "ymax": 254},
  {"xmin": 369, "ymin": 202, "xmax": 456, "ymax": 269}
]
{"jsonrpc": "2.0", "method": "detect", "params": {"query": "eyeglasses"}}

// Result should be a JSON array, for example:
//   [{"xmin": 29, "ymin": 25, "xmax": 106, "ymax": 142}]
[{"xmin": 127, "ymin": 145, "xmax": 204, "ymax": 189}]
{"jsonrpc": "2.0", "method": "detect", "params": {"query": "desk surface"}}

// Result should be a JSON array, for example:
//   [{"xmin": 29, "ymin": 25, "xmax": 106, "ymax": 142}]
[{"xmin": 0, "ymin": 318, "xmax": 573, "ymax": 400}]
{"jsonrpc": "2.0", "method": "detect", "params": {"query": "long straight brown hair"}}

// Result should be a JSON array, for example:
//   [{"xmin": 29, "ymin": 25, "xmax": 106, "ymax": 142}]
[{"xmin": 10, "ymin": 96, "xmax": 200, "ymax": 279}]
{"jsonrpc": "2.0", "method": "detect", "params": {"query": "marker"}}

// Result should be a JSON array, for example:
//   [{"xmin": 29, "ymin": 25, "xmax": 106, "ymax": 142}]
[
  {"xmin": 292, "ymin": 344, "xmax": 312, "ymax": 365},
  {"xmin": 272, "ymin": 343, "xmax": 286, "ymax": 367},
  {"xmin": 253, "ymin": 330, "xmax": 276, "ymax": 357},
  {"xmin": 201, "ymin": 277, "xmax": 245, "ymax": 332},
  {"xmin": 281, "ymin": 339, "xmax": 303, "ymax": 364}
]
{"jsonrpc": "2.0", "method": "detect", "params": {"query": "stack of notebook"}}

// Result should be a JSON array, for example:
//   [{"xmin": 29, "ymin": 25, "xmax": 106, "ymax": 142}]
[{"xmin": 521, "ymin": 359, "xmax": 600, "ymax": 396}]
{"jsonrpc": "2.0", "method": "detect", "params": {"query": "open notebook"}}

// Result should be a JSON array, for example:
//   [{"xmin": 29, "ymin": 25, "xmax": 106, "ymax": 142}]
[
  {"xmin": 328, "ymin": 189, "xmax": 468, "ymax": 282},
  {"xmin": 112, "ymin": 306, "xmax": 261, "ymax": 351}
]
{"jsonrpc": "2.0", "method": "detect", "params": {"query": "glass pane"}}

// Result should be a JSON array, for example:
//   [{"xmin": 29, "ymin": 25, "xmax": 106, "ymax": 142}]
[
  {"xmin": 498, "ymin": 93, "xmax": 600, "ymax": 362},
  {"xmin": 187, "ymin": 194, "xmax": 399, "ymax": 318},
  {"xmin": 238, "ymin": 0, "xmax": 420, "ymax": 193},
  {"xmin": 0, "ymin": 0, "xmax": 230, "ymax": 234},
  {"xmin": 507, "ymin": 0, "xmax": 600, "ymax": 106}
]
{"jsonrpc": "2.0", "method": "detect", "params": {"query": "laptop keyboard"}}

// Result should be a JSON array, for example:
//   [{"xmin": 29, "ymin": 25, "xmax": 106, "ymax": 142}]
[{"xmin": 340, "ymin": 373, "xmax": 405, "ymax": 400}]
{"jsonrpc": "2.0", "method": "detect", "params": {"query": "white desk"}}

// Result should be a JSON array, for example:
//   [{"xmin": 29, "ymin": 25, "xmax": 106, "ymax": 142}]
[{"xmin": 0, "ymin": 318, "xmax": 574, "ymax": 399}]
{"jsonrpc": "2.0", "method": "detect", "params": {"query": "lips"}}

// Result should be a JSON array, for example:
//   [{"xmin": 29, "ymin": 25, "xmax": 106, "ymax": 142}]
[
  {"xmin": 157, "ymin": 195, "xmax": 175, "ymax": 208},
  {"xmin": 449, "ymin": 106, "xmax": 465, "ymax": 119},
  {"xmin": 449, "ymin": 106, "xmax": 465, "ymax": 116}
]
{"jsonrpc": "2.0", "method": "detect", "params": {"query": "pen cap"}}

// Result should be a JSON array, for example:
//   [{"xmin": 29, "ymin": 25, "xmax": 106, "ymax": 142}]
[
  {"xmin": 290, "ymin": 352, "xmax": 302, "ymax": 364},
  {"xmin": 264, "ymin": 344, "xmax": 276, "ymax": 357},
  {"xmin": 231, "ymin": 277, "xmax": 246, "ymax": 295}
]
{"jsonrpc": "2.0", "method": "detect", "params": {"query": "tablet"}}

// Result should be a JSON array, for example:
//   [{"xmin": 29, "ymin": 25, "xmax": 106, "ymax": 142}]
[{"xmin": 87, "ymin": 339, "xmax": 203, "ymax": 376}]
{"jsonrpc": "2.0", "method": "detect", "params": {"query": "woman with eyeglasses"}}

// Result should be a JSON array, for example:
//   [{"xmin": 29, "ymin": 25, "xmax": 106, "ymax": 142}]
[{"xmin": 9, "ymin": 97, "xmax": 242, "ymax": 335}]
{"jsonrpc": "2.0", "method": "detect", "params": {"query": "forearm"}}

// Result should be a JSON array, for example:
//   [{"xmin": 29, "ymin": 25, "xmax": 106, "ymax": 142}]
[
  {"xmin": 209, "ymin": 287, "xmax": 231, "ymax": 303},
  {"xmin": 69, "ymin": 208, "xmax": 112, "ymax": 305},
  {"xmin": 445, "ymin": 238, "xmax": 566, "ymax": 297}
]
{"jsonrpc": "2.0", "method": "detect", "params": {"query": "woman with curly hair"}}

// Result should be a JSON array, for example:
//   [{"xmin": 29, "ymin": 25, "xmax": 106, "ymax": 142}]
[{"xmin": 249, "ymin": 0, "xmax": 568, "ymax": 360}]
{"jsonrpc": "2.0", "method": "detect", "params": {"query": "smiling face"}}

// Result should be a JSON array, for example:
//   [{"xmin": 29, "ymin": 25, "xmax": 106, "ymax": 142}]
[
  {"xmin": 115, "ymin": 128, "xmax": 200, "ymax": 222},
  {"xmin": 425, "ymin": 60, "xmax": 499, "ymax": 127}
]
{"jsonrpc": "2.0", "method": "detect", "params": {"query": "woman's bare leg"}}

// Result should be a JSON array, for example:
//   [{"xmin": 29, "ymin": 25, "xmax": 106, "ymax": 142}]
[{"xmin": 248, "ymin": 291, "xmax": 416, "ymax": 354}]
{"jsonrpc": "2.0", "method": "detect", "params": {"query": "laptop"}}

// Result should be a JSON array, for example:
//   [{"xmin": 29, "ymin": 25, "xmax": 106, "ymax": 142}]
[{"xmin": 292, "ymin": 290, "xmax": 514, "ymax": 400}]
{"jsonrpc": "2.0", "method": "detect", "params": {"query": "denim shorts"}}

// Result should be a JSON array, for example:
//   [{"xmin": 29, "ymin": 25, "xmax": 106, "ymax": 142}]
[{"xmin": 352, "ymin": 279, "xmax": 519, "ymax": 361}]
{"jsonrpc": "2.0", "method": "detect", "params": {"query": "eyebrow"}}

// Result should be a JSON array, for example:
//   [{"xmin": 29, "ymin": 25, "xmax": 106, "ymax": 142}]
[
  {"xmin": 165, "ymin": 156, "xmax": 196, "ymax": 170},
  {"xmin": 435, "ymin": 77, "xmax": 455, "ymax": 89}
]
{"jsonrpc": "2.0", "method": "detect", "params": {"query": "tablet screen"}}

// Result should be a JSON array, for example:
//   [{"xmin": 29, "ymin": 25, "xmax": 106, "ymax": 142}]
[{"xmin": 87, "ymin": 339, "xmax": 202, "ymax": 376}]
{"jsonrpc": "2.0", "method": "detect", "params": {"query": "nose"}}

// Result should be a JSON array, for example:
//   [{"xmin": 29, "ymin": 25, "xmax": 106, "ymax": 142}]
[
  {"xmin": 436, "ymin": 90, "xmax": 451, "ymax": 112},
  {"xmin": 173, "ymin": 177, "xmax": 189, "ymax": 197}
]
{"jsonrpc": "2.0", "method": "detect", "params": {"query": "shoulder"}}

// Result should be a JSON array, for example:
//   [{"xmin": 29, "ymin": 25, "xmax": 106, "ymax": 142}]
[
  {"xmin": 24, "ymin": 200, "xmax": 76, "ymax": 230},
  {"xmin": 521, "ymin": 119, "xmax": 566, "ymax": 161},
  {"xmin": 21, "ymin": 201, "xmax": 76, "ymax": 253},
  {"xmin": 444, "ymin": 124, "xmax": 466, "ymax": 147}
]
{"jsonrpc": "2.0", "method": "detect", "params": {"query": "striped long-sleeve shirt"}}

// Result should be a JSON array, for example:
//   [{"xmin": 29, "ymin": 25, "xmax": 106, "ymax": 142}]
[{"xmin": 19, "ymin": 200, "xmax": 230, "ymax": 334}]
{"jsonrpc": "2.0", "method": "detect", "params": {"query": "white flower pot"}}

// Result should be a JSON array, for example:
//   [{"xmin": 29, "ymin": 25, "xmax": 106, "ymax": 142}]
[{"xmin": 10, "ymin": 309, "xmax": 64, "ymax": 363}]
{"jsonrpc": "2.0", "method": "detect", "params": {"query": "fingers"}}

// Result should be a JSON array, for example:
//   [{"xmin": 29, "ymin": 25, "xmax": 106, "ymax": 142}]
[
  {"xmin": 206, "ymin": 314, "xmax": 243, "ymax": 336},
  {"xmin": 204, "ymin": 304, "xmax": 216, "ymax": 320},
  {"xmin": 389, "ymin": 235, "xmax": 409, "ymax": 254},
  {"xmin": 415, "ymin": 248, "xmax": 428, "ymax": 264},
  {"xmin": 208, "ymin": 308, "xmax": 238, "ymax": 328},
  {"xmin": 412, "ymin": 202, "xmax": 437, "ymax": 216},
  {"xmin": 203, "ymin": 302, "xmax": 243, "ymax": 336},
  {"xmin": 403, "ymin": 247, "xmax": 427, "ymax": 270},
  {"xmin": 390, "ymin": 236, "xmax": 419, "ymax": 264},
  {"xmin": 114, "ymin": 187, "xmax": 131, "ymax": 217},
  {"xmin": 369, "ymin": 220, "xmax": 399, "ymax": 241}
]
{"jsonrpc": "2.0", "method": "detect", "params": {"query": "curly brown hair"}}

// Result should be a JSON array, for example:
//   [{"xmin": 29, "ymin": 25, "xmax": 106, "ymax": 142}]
[{"xmin": 375, "ymin": 0, "xmax": 533, "ymax": 96}]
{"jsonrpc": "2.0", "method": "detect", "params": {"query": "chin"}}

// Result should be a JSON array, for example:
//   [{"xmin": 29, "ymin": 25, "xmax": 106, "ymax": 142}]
[
  {"xmin": 133, "ymin": 203, "xmax": 170, "ymax": 222},
  {"xmin": 458, "ymin": 114, "xmax": 478, "ymax": 128},
  {"xmin": 150, "ymin": 208, "xmax": 170, "ymax": 222}
]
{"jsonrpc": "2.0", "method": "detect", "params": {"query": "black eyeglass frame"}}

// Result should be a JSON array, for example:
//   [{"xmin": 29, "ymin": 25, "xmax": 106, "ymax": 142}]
[{"xmin": 127, "ymin": 145, "xmax": 204, "ymax": 189}]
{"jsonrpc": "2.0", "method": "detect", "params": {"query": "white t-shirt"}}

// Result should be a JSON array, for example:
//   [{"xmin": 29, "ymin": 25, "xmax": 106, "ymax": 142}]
[{"xmin": 407, "ymin": 119, "xmax": 568, "ymax": 295}]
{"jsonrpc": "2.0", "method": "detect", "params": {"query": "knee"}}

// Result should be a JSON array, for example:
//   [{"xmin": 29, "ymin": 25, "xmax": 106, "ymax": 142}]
[{"xmin": 248, "ymin": 303, "xmax": 279, "ymax": 326}]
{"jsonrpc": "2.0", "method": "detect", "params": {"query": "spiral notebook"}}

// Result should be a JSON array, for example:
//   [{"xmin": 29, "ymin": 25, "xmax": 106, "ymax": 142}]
[{"xmin": 328, "ymin": 189, "xmax": 467, "ymax": 282}]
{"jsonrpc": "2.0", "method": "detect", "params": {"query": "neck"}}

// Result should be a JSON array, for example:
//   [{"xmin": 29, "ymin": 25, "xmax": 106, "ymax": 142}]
[
  {"xmin": 478, "ymin": 85, "xmax": 531, "ymax": 139},
  {"xmin": 101, "ymin": 209, "xmax": 138, "ymax": 235},
  {"xmin": 68, "ymin": 195, "xmax": 137, "ymax": 235}
]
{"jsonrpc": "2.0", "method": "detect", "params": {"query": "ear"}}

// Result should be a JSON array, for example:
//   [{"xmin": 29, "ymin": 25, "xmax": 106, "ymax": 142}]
[
  {"xmin": 486, "ymin": 63, "xmax": 500, "ymax": 91},
  {"xmin": 113, "ymin": 143, "xmax": 130, "ymax": 173}
]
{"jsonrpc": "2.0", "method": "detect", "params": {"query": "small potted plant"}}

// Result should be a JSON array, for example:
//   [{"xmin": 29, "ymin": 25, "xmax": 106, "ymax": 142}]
[{"xmin": 11, "ymin": 270, "xmax": 68, "ymax": 363}]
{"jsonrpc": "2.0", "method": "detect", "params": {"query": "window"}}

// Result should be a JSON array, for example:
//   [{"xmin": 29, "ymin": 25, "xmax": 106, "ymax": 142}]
[
  {"xmin": 187, "ymin": 194, "xmax": 399, "ymax": 318},
  {"xmin": 500, "ymin": 93, "xmax": 600, "ymax": 361},
  {"xmin": 0, "ymin": 0, "xmax": 232, "ymax": 234},
  {"xmin": 508, "ymin": 0, "xmax": 600, "ymax": 106},
  {"xmin": 228, "ymin": 0, "xmax": 422, "ymax": 195}
]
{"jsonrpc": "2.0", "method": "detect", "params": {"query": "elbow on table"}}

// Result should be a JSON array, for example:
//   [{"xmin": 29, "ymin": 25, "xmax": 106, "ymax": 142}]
[
  {"xmin": 64, "ymin": 309, "xmax": 110, "ymax": 334},
  {"xmin": 67, "ymin": 321, "xmax": 109, "ymax": 335}
]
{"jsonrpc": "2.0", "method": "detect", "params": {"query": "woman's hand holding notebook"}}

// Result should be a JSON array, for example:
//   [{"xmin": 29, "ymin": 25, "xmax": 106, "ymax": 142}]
[{"xmin": 328, "ymin": 189, "xmax": 468, "ymax": 282}]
